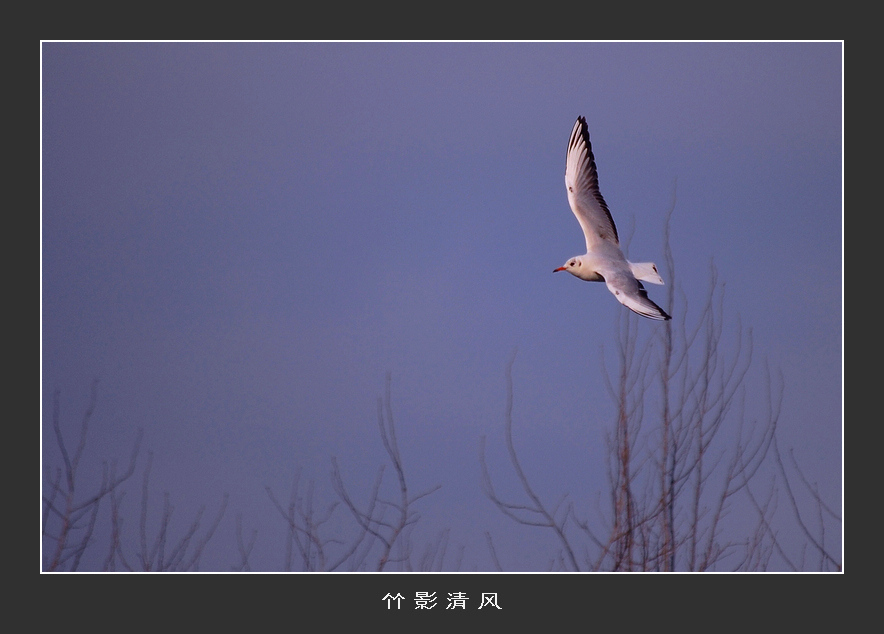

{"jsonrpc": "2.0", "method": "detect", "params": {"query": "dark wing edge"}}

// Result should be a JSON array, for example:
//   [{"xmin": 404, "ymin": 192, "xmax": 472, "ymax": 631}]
[{"xmin": 631, "ymin": 282, "xmax": 672, "ymax": 321}]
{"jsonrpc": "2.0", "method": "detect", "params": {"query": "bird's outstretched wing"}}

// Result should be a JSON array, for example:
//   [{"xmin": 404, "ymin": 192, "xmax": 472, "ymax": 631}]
[
  {"xmin": 607, "ymin": 278, "xmax": 672, "ymax": 321},
  {"xmin": 565, "ymin": 116, "xmax": 619, "ymax": 251}
]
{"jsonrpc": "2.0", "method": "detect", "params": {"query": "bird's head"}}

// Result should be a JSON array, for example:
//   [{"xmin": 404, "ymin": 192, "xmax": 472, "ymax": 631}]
[
  {"xmin": 554, "ymin": 255, "xmax": 603, "ymax": 282},
  {"xmin": 554, "ymin": 257, "xmax": 582, "ymax": 276}
]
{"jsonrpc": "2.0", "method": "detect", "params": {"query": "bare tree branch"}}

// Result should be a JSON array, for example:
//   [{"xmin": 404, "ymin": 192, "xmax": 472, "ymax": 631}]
[
  {"xmin": 266, "ymin": 374, "xmax": 441, "ymax": 571},
  {"xmin": 480, "ymin": 349, "xmax": 580, "ymax": 571}
]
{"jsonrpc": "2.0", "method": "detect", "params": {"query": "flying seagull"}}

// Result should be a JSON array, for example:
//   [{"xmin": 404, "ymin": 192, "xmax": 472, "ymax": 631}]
[{"xmin": 554, "ymin": 116, "xmax": 671, "ymax": 321}]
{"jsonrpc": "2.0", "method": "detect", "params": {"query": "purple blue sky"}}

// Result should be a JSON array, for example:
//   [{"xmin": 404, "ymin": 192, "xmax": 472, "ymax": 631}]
[{"xmin": 42, "ymin": 42, "xmax": 842, "ymax": 571}]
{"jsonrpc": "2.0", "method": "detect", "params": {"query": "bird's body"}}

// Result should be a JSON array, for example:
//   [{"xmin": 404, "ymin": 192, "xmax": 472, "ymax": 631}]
[{"xmin": 554, "ymin": 117, "xmax": 671, "ymax": 321}]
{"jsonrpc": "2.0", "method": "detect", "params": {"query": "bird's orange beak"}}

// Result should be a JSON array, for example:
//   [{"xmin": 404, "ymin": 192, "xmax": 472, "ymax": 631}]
[{"xmin": 553, "ymin": 266, "xmax": 566, "ymax": 272}]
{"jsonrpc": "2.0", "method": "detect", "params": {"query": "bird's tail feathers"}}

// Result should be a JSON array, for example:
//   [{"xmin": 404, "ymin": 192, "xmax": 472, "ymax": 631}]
[{"xmin": 629, "ymin": 261, "xmax": 664, "ymax": 285}]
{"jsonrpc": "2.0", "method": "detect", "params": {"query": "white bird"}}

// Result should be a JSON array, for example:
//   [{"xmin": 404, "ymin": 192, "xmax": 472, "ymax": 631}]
[{"xmin": 554, "ymin": 116, "xmax": 671, "ymax": 321}]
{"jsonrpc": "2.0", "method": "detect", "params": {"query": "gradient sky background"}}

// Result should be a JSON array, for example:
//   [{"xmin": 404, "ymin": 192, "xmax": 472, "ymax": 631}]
[{"xmin": 41, "ymin": 42, "xmax": 842, "ymax": 572}]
